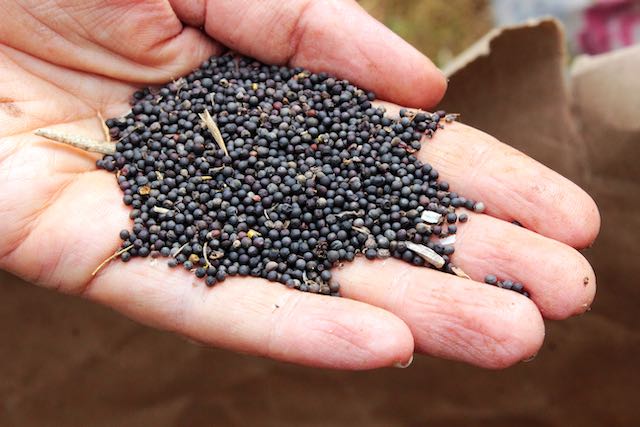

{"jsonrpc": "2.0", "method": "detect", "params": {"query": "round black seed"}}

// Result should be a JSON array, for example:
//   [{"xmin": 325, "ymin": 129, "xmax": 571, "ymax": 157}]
[
  {"xmin": 138, "ymin": 247, "xmax": 150, "ymax": 257},
  {"xmin": 474, "ymin": 202, "xmax": 486, "ymax": 213},
  {"xmin": 365, "ymin": 248, "xmax": 377, "ymax": 259},
  {"xmin": 484, "ymin": 274, "xmax": 498, "ymax": 285},
  {"xmin": 327, "ymin": 250, "xmax": 340, "ymax": 263},
  {"xmin": 512, "ymin": 282, "xmax": 524, "ymax": 293}
]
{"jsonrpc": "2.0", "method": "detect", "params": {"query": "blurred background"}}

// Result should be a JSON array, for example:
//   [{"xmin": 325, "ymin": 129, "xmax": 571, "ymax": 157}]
[
  {"xmin": 360, "ymin": 0, "xmax": 494, "ymax": 65},
  {"xmin": 2, "ymin": 1, "xmax": 639, "ymax": 426},
  {"xmin": 362, "ymin": 0, "xmax": 640, "ymax": 62}
]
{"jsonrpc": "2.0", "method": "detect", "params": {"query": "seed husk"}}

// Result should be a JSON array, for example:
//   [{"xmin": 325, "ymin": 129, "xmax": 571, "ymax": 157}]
[
  {"xmin": 405, "ymin": 242, "xmax": 445, "ymax": 269},
  {"xmin": 152, "ymin": 206, "xmax": 170, "ymax": 214},
  {"xmin": 420, "ymin": 210, "xmax": 442, "ymax": 224}
]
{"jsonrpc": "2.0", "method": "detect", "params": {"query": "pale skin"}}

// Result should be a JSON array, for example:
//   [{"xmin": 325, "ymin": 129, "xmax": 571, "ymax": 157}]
[{"xmin": 0, "ymin": 0, "xmax": 600, "ymax": 369}]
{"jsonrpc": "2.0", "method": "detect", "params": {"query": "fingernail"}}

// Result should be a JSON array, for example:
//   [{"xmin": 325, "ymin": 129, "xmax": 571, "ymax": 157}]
[
  {"xmin": 522, "ymin": 353, "xmax": 538, "ymax": 363},
  {"xmin": 393, "ymin": 354, "xmax": 414, "ymax": 369}
]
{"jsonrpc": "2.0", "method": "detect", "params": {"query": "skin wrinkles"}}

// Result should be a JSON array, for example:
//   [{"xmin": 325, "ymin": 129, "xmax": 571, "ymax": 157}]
[{"xmin": 0, "ymin": 1, "xmax": 598, "ymax": 370}]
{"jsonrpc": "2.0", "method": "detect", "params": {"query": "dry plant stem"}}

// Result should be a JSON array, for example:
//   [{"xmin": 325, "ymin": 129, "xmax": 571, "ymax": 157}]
[
  {"xmin": 92, "ymin": 244, "xmax": 134, "ymax": 276},
  {"xmin": 451, "ymin": 265, "xmax": 471, "ymax": 279},
  {"xmin": 199, "ymin": 109, "xmax": 229, "ymax": 156},
  {"xmin": 203, "ymin": 241, "xmax": 211, "ymax": 268},
  {"xmin": 172, "ymin": 241, "xmax": 190, "ymax": 258},
  {"xmin": 34, "ymin": 129, "xmax": 116, "ymax": 155},
  {"xmin": 97, "ymin": 111, "xmax": 111, "ymax": 142}
]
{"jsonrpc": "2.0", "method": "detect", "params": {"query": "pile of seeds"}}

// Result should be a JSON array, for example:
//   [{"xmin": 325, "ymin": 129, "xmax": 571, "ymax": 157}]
[{"xmin": 96, "ymin": 54, "xmax": 527, "ymax": 297}]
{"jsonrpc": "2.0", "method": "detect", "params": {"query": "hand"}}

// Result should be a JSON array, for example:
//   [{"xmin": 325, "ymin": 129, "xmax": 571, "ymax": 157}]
[{"xmin": 0, "ymin": 0, "xmax": 599, "ymax": 369}]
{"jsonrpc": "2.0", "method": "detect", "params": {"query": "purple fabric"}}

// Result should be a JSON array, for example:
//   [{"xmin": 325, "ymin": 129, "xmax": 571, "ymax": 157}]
[{"xmin": 579, "ymin": 0, "xmax": 640, "ymax": 53}]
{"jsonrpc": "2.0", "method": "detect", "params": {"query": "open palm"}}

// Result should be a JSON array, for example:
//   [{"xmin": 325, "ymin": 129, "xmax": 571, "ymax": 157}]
[{"xmin": 0, "ymin": 0, "xmax": 599, "ymax": 369}]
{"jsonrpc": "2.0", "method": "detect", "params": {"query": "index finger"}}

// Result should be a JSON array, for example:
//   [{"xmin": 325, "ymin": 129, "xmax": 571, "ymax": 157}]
[{"xmin": 170, "ymin": 0, "xmax": 447, "ymax": 108}]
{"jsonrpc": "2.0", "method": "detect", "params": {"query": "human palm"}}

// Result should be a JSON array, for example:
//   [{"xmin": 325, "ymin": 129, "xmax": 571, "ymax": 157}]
[{"xmin": 0, "ymin": 0, "xmax": 599, "ymax": 369}]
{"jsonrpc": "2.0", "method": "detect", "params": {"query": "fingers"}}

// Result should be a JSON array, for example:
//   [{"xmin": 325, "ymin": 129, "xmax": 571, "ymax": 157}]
[
  {"xmin": 333, "ymin": 259, "xmax": 545, "ymax": 369},
  {"xmin": 449, "ymin": 213, "xmax": 596, "ymax": 319},
  {"xmin": 422, "ymin": 122, "xmax": 601, "ymax": 248},
  {"xmin": 0, "ymin": 168, "xmax": 413, "ymax": 370},
  {"xmin": 0, "ymin": 1, "xmax": 220, "ymax": 83},
  {"xmin": 5, "ymin": 0, "xmax": 445, "ymax": 104},
  {"xmin": 172, "ymin": 0, "xmax": 446, "ymax": 108},
  {"xmin": 85, "ymin": 260, "xmax": 414, "ymax": 370}
]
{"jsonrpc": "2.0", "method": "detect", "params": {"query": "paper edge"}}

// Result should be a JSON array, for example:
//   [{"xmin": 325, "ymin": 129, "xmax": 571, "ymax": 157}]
[{"xmin": 442, "ymin": 17, "xmax": 565, "ymax": 77}]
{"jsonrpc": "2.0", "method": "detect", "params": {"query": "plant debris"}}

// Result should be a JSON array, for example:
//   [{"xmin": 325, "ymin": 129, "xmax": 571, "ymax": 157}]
[{"xmin": 35, "ymin": 129, "xmax": 115, "ymax": 155}]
